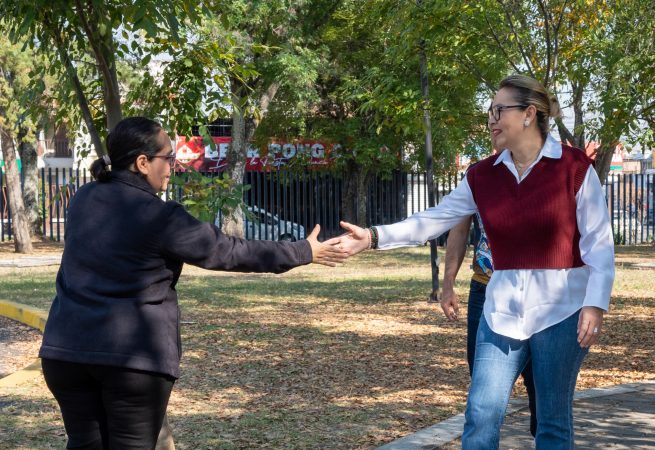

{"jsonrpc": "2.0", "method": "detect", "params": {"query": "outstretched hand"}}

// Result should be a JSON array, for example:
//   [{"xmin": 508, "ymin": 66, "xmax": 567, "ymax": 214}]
[
  {"xmin": 338, "ymin": 221, "xmax": 371, "ymax": 256},
  {"xmin": 306, "ymin": 225, "xmax": 348, "ymax": 267}
]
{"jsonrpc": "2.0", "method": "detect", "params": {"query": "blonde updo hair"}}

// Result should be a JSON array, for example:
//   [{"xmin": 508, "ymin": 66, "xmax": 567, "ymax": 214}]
[{"xmin": 499, "ymin": 74, "xmax": 561, "ymax": 140}]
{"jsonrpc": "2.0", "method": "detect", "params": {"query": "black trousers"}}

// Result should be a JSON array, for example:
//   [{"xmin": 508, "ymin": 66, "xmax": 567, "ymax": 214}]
[{"xmin": 42, "ymin": 359, "xmax": 175, "ymax": 450}]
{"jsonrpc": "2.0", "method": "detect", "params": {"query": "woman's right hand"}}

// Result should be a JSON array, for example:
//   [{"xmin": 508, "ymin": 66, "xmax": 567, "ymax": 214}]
[
  {"xmin": 306, "ymin": 225, "xmax": 349, "ymax": 267},
  {"xmin": 338, "ymin": 221, "xmax": 371, "ymax": 256}
]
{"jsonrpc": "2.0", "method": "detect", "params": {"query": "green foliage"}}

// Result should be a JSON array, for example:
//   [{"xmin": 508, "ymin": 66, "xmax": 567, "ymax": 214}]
[
  {"xmin": 206, "ymin": 1, "xmax": 341, "ymax": 138},
  {"xmin": 169, "ymin": 167, "xmax": 250, "ymax": 223},
  {"xmin": 269, "ymin": 0, "xmax": 503, "ymax": 177},
  {"xmin": 593, "ymin": 0, "xmax": 655, "ymax": 152},
  {"xmin": 0, "ymin": 0, "xmax": 207, "ymax": 157},
  {"xmin": 455, "ymin": 0, "xmax": 655, "ymax": 180},
  {"xmin": 122, "ymin": 11, "xmax": 258, "ymax": 138}
]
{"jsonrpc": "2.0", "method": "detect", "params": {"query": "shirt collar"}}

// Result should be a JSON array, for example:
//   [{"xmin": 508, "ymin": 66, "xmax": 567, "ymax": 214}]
[{"xmin": 493, "ymin": 134, "xmax": 562, "ymax": 165}]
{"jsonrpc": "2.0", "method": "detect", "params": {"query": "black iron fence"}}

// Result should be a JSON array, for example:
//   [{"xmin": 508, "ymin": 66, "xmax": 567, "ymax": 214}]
[
  {"xmin": 605, "ymin": 173, "xmax": 655, "ymax": 245},
  {"xmin": 1, "ymin": 168, "xmax": 654, "ymax": 245}
]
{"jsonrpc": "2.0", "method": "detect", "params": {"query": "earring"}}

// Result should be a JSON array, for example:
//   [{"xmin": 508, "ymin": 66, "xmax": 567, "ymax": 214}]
[{"xmin": 524, "ymin": 119, "xmax": 530, "ymax": 127}]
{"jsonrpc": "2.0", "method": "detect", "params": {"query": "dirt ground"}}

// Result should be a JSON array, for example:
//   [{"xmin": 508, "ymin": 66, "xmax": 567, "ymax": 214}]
[
  {"xmin": 0, "ymin": 240, "xmax": 653, "ymax": 449},
  {"xmin": 0, "ymin": 240, "xmax": 61, "ymax": 380},
  {"xmin": 0, "ymin": 240, "xmax": 64, "ymax": 257}
]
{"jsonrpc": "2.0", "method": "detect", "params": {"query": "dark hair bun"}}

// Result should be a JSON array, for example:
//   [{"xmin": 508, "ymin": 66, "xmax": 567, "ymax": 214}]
[{"xmin": 90, "ymin": 155, "xmax": 111, "ymax": 182}]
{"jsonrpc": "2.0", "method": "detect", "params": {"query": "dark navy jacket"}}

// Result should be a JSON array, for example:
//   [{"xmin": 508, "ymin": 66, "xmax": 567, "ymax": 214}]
[{"xmin": 39, "ymin": 170, "xmax": 312, "ymax": 378}]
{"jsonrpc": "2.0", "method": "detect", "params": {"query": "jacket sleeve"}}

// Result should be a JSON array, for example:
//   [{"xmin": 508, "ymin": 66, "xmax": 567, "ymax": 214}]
[{"xmin": 159, "ymin": 202, "xmax": 312, "ymax": 273}]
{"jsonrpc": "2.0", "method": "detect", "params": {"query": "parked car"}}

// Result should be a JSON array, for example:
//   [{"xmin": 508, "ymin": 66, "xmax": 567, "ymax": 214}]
[{"xmin": 215, "ymin": 206, "xmax": 305, "ymax": 241}]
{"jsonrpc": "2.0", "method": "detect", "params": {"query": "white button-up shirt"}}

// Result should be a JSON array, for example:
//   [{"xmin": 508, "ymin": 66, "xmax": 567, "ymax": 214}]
[{"xmin": 376, "ymin": 136, "xmax": 615, "ymax": 340}]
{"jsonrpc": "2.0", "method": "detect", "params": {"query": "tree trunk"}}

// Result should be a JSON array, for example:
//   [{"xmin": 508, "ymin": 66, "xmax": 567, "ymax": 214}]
[
  {"xmin": 340, "ymin": 159, "xmax": 369, "ymax": 227},
  {"xmin": 45, "ymin": 12, "xmax": 105, "ymax": 157},
  {"xmin": 100, "ymin": 48, "xmax": 122, "ymax": 132},
  {"xmin": 355, "ymin": 169, "xmax": 370, "ymax": 227},
  {"xmin": 17, "ymin": 133, "xmax": 41, "ymax": 236},
  {"xmin": 74, "ymin": 0, "xmax": 122, "ymax": 131},
  {"xmin": 555, "ymin": 117, "xmax": 575, "ymax": 147},
  {"xmin": 222, "ymin": 85, "xmax": 252, "ymax": 238},
  {"xmin": 0, "ymin": 127, "xmax": 33, "ymax": 253},
  {"xmin": 571, "ymin": 81, "xmax": 586, "ymax": 150},
  {"xmin": 594, "ymin": 140, "xmax": 617, "ymax": 185},
  {"xmin": 222, "ymin": 78, "xmax": 279, "ymax": 238},
  {"xmin": 340, "ymin": 159, "xmax": 358, "ymax": 224}
]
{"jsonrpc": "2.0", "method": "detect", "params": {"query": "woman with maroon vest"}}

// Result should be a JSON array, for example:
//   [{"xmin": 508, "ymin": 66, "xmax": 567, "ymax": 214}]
[{"xmin": 338, "ymin": 75, "xmax": 614, "ymax": 449}]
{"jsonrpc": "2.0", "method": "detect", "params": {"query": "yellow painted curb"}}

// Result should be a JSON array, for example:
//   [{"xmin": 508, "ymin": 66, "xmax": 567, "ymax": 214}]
[
  {"xmin": 0, "ymin": 360, "xmax": 42, "ymax": 388},
  {"xmin": 0, "ymin": 299, "xmax": 48, "ymax": 332},
  {"xmin": 0, "ymin": 300, "xmax": 48, "ymax": 388}
]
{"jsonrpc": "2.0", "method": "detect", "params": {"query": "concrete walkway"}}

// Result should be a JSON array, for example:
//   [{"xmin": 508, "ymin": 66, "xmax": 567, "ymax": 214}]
[
  {"xmin": 499, "ymin": 382, "xmax": 655, "ymax": 449},
  {"xmin": 0, "ymin": 255, "xmax": 61, "ymax": 267},
  {"xmin": 377, "ymin": 381, "xmax": 655, "ymax": 449}
]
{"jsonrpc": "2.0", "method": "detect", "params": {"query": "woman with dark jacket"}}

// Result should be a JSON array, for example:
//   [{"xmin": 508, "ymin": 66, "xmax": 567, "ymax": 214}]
[{"xmin": 39, "ymin": 116, "xmax": 346, "ymax": 449}]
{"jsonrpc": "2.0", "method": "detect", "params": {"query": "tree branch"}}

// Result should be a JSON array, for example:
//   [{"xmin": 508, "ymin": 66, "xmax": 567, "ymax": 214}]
[
  {"xmin": 484, "ymin": 11, "xmax": 523, "ymax": 74},
  {"xmin": 550, "ymin": 0, "xmax": 569, "ymax": 83},
  {"xmin": 255, "ymin": 81, "xmax": 281, "ymax": 127},
  {"xmin": 43, "ymin": 11, "xmax": 105, "ymax": 157},
  {"xmin": 454, "ymin": 55, "xmax": 497, "ymax": 92},
  {"xmin": 555, "ymin": 116, "xmax": 575, "ymax": 146},
  {"xmin": 637, "ymin": 99, "xmax": 655, "ymax": 117},
  {"xmin": 75, "ymin": 0, "xmax": 122, "ymax": 130},
  {"xmin": 497, "ymin": 0, "xmax": 535, "ymax": 76},
  {"xmin": 536, "ymin": 0, "xmax": 552, "ymax": 87}
]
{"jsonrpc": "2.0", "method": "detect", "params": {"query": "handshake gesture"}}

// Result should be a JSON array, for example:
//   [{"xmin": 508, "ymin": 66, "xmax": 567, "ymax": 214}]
[{"xmin": 306, "ymin": 221, "xmax": 375, "ymax": 266}]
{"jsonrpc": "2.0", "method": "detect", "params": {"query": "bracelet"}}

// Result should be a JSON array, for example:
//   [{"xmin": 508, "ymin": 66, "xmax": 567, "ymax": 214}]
[
  {"xmin": 367, "ymin": 227, "xmax": 379, "ymax": 250},
  {"xmin": 366, "ymin": 228, "xmax": 372, "ymax": 250}
]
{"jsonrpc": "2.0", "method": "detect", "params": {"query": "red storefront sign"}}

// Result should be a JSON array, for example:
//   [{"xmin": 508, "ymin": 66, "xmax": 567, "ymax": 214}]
[{"xmin": 175, "ymin": 136, "xmax": 339, "ymax": 171}]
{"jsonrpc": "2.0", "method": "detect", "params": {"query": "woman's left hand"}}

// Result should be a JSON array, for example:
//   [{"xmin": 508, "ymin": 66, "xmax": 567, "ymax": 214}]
[
  {"xmin": 577, "ymin": 306, "xmax": 604, "ymax": 348},
  {"xmin": 306, "ymin": 225, "xmax": 349, "ymax": 267}
]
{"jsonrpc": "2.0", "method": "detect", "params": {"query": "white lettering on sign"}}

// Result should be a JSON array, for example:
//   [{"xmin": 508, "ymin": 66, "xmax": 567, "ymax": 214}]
[
  {"xmin": 298, "ymin": 143, "xmax": 311, "ymax": 155},
  {"xmin": 204, "ymin": 143, "xmax": 218, "ymax": 159},
  {"xmin": 185, "ymin": 136, "xmax": 337, "ymax": 166},
  {"xmin": 204, "ymin": 142, "xmax": 228, "ymax": 159},
  {"xmin": 247, "ymin": 144, "xmax": 260, "ymax": 158},
  {"xmin": 311, "ymin": 143, "xmax": 325, "ymax": 158},
  {"xmin": 282, "ymin": 143, "xmax": 296, "ymax": 158}
]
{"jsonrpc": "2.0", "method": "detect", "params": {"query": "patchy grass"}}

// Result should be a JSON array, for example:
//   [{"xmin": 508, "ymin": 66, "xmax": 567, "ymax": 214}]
[{"xmin": 0, "ymin": 244, "xmax": 654, "ymax": 449}]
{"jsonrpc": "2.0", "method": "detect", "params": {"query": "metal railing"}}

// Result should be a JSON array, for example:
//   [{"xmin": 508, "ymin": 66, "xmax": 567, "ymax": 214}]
[{"xmin": 1, "ymin": 168, "xmax": 653, "ymax": 246}]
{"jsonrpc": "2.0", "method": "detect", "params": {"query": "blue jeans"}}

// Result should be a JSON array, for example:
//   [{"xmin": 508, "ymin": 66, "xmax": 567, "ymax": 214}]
[
  {"xmin": 462, "ymin": 311, "xmax": 588, "ymax": 450},
  {"xmin": 466, "ymin": 280, "xmax": 537, "ymax": 437}
]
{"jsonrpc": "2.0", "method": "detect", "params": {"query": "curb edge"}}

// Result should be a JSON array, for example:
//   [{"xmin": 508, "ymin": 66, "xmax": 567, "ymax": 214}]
[{"xmin": 0, "ymin": 300, "xmax": 48, "ymax": 388}]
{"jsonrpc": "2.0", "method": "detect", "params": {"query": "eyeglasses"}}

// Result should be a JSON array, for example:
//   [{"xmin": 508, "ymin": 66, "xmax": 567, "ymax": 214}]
[
  {"xmin": 487, "ymin": 104, "xmax": 528, "ymax": 122},
  {"xmin": 150, "ymin": 153, "xmax": 177, "ymax": 166}
]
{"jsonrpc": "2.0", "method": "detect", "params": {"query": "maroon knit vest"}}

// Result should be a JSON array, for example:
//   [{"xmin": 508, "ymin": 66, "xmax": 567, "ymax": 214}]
[{"xmin": 466, "ymin": 145, "xmax": 591, "ymax": 270}]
